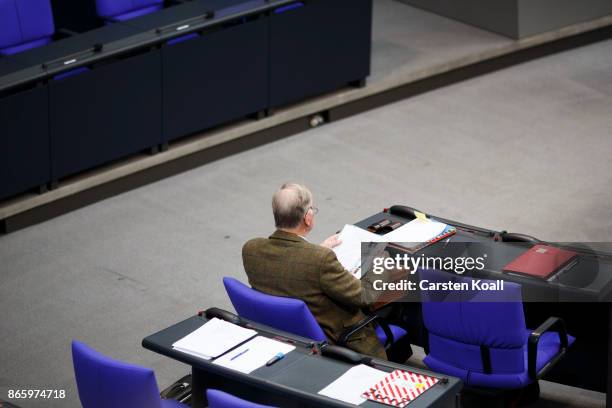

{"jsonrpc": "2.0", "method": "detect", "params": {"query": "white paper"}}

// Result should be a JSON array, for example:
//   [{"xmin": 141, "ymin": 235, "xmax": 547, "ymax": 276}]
[
  {"xmin": 172, "ymin": 318, "xmax": 257, "ymax": 360},
  {"xmin": 333, "ymin": 220, "xmax": 449, "ymax": 276},
  {"xmin": 212, "ymin": 336, "xmax": 295, "ymax": 374},
  {"xmin": 385, "ymin": 219, "xmax": 447, "ymax": 243},
  {"xmin": 318, "ymin": 364, "xmax": 389, "ymax": 405},
  {"xmin": 334, "ymin": 225, "xmax": 382, "ymax": 277}
]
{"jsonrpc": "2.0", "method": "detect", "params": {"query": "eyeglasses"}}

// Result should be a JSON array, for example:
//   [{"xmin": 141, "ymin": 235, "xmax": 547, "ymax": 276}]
[{"xmin": 310, "ymin": 206, "xmax": 319, "ymax": 215}]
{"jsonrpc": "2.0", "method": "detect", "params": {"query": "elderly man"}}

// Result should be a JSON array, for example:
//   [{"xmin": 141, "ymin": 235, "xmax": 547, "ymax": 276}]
[{"xmin": 242, "ymin": 183, "xmax": 387, "ymax": 359}]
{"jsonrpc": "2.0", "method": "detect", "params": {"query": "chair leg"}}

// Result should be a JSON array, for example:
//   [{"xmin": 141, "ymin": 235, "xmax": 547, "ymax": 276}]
[
  {"xmin": 515, "ymin": 382, "xmax": 540, "ymax": 406},
  {"xmin": 386, "ymin": 335, "xmax": 413, "ymax": 363}
]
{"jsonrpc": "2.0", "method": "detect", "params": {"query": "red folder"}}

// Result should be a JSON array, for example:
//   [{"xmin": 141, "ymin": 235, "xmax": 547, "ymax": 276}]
[{"xmin": 503, "ymin": 244, "xmax": 577, "ymax": 279}]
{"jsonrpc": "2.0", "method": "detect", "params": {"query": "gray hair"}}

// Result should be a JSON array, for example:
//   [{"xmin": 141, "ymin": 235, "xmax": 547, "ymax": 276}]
[{"xmin": 272, "ymin": 183, "xmax": 313, "ymax": 228}]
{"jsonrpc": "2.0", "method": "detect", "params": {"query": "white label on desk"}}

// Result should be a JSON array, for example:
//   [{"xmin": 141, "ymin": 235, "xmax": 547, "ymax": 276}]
[{"xmin": 318, "ymin": 364, "xmax": 388, "ymax": 405}]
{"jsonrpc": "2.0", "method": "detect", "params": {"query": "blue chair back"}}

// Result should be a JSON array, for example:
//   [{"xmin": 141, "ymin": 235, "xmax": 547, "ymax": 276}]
[
  {"xmin": 96, "ymin": 0, "xmax": 163, "ymax": 22},
  {"xmin": 207, "ymin": 389, "xmax": 276, "ymax": 408},
  {"xmin": 0, "ymin": 0, "xmax": 55, "ymax": 55},
  {"xmin": 72, "ymin": 340, "xmax": 163, "ymax": 408},
  {"xmin": 420, "ymin": 269, "xmax": 528, "ymax": 376},
  {"xmin": 223, "ymin": 277, "xmax": 326, "ymax": 342}
]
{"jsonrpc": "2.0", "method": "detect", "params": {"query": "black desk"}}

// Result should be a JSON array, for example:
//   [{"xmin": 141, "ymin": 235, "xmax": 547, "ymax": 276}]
[
  {"xmin": 354, "ymin": 207, "xmax": 612, "ymax": 401},
  {"xmin": 143, "ymin": 314, "xmax": 462, "ymax": 408},
  {"xmin": 0, "ymin": 0, "xmax": 373, "ymax": 200},
  {"xmin": 0, "ymin": 59, "xmax": 50, "ymax": 200},
  {"xmin": 6, "ymin": 24, "xmax": 162, "ymax": 181},
  {"xmin": 120, "ymin": 0, "xmax": 269, "ymax": 142}
]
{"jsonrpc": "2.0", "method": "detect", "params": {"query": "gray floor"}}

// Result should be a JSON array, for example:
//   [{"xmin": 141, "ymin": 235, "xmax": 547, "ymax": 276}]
[{"xmin": 1, "ymin": 4, "xmax": 612, "ymax": 408}]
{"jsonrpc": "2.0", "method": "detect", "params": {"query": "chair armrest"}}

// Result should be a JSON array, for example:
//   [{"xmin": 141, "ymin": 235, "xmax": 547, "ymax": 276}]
[
  {"xmin": 528, "ymin": 316, "xmax": 569, "ymax": 380},
  {"xmin": 499, "ymin": 231, "xmax": 541, "ymax": 243},
  {"xmin": 337, "ymin": 314, "xmax": 394, "ymax": 349}
]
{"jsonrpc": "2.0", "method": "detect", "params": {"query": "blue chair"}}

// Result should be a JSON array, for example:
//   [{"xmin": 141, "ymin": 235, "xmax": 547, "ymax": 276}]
[
  {"xmin": 207, "ymin": 389, "xmax": 275, "ymax": 408},
  {"xmin": 0, "ymin": 0, "xmax": 55, "ymax": 55},
  {"xmin": 223, "ymin": 277, "xmax": 411, "ymax": 361},
  {"xmin": 71, "ymin": 340, "xmax": 188, "ymax": 408},
  {"xmin": 420, "ymin": 269, "xmax": 575, "ymax": 390},
  {"xmin": 96, "ymin": 0, "xmax": 163, "ymax": 23}
]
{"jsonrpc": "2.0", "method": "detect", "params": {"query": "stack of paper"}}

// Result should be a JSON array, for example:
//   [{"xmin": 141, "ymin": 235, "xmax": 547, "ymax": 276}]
[
  {"xmin": 333, "ymin": 219, "xmax": 450, "ymax": 275},
  {"xmin": 213, "ymin": 336, "xmax": 295, "ymax": 374},
  {"xmin": 172, "ymin": 318, "xmax": 257, "ymax": 360},
  {"xmin": 318, "ymin": 364, "xmax": 389, "ymax": 405}
]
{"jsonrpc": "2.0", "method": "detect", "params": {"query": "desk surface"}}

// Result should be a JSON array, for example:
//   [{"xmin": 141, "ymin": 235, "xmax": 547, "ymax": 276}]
[
  {"xmin": 143, "ymin": 315, "xmax": 461, "ymax": 407},
  {"xmin": 355, "ymin": 210, "xmax": 612, "ymax": 302},
  {"xmin": 0, "ymin": 58, "xmax": 24, "ymax": 76},
  {"xmin": 6, "ymin": 24, "xmax": 139, "ymax": 66}
]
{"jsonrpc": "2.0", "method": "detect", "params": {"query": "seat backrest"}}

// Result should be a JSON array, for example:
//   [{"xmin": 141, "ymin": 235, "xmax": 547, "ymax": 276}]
[
  {"xmin": 95, "ymin": 0, "xmax": 163, "ymax": 20},
  {"xmin": 223, "ymin": 277, "xmax": 326, "ymax": 342},
  {"xmin": 207, "ymin": 389, "xmax": 275, "ymax": 408},
  {"xmin": 0, "ymin": 0, "xmax": 54, "ymax": 51},
  {"xmin": 71, "ymin": 340, "xmax": 162, "ymax": 408},
  {"xmin": 420, "ymin": 269, "xmax": 528, "ymax": 374}
]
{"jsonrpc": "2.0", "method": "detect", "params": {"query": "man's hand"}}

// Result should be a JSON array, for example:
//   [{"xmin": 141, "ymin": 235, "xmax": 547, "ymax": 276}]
[{"xmin": 320, "ymin": 234, "xmax": 342, "ymax": 249}]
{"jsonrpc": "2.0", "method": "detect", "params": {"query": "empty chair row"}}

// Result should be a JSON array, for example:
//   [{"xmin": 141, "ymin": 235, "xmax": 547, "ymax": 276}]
[{"xmin": 0, "ymin": 0, "xmax": 162, "ymax": 55}]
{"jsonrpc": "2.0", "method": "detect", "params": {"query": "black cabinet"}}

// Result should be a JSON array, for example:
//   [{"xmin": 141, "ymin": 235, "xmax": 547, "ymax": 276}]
[
  {"xmin": 269, "ymin": 0, "xmax": 372, "ymax": 107},
  {"xmin": 162, "ymin": 17, "xmax": 268, "ymax": 141},
  {"xmin": 0, "ymin": 83, "xmax": 50, "ymax": 200},
  {"xmin": 49, "ymin": 51, "xmax": 162, "ymax": 179}
]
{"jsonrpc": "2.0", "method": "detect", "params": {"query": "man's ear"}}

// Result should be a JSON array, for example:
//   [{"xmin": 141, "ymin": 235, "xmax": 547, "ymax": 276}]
[{"xmin": 303, "ymin": 211, "xmax": 313, "ymax": 228}]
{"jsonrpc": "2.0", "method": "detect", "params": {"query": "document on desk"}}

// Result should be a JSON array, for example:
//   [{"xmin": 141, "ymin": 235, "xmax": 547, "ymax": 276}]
[
  {"xmin": 334, "ymin": 220, "xmax": 451, "ymax": 277},
  {"xmin": 318, "ymin": 364, "xmax": 389, "ymax": 405},
  {"xmin": 172, "ymin": 318, "xmax": 257, "ymax": 360},
  {"xmin": 212, "ymin": 336, "xmax": 295, "ymax": 374},
  {"xmin": 335, "ymin": 224, "xmax": 383, "ymax": 277}
]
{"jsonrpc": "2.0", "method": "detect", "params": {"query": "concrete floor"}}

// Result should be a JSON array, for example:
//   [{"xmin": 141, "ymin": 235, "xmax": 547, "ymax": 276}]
[{"xmin": 1, "ymin": 2, "xmax": 612, "ymax": 408}]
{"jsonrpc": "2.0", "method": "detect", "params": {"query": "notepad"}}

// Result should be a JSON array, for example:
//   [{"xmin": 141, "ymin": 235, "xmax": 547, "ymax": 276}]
[
  {"xmin": 212, "ymin": 336, "xmax": 295, "ymax": 374},
  {"xmin": 362, "ymin": 369, "xmax": 439, "ymax": 407},
  {"xmin": 172, "ymin": 318, "xmax": 257, "ymax": 360},
  {"xmin": 334, "ymin": 219, "xmax": 455, "ymax": 276},
  {"xmin": 318, "ymin": 364, "xmax": 389, "ymax": 405}
]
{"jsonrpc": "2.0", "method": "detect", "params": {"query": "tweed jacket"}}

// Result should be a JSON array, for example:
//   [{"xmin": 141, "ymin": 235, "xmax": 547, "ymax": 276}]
[{"xmin": 242, "ymin": 229, "xmax": 386, "ymax": 358}]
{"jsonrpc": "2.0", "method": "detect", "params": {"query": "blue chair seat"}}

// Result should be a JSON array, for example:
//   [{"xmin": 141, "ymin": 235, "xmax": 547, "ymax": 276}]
[
  {"xmin": 421, "ymin": 268, "xmax": 575, "ymax": 390},
  {"xmin": 0, "ymin": 0, "xmax": 55, "ymax": 55},
  {"xmin": 375, "ymin": 324, "xmax": 408, "ymax": 345},
  {"xmin": 424, "ymin": 330, "xmax": 575, "ymax": 389},
  {"xmin": 223, "ymin": 277, "xmax": 408, "ymax": 358},
  {"xmin": 96, "ymin": 0, "xmax": 163, "ymax": 23},
  {"xmin": 162, "ymin": 400, "xmax": 190, "ymax": 408},
  {"xmin": 72, "ymin": 340, "xmax": 189, "ymax": 408},
  {"xmin": 1, "ymin": 37, "xmax": 51, "ymax": 55},
  {"xmin": 110, "ymin": 4, "xmax": 163, "ymax": 22},
  {"xmin": 207, "ymin": 389, "xmax": 275, "ymax": 408}
]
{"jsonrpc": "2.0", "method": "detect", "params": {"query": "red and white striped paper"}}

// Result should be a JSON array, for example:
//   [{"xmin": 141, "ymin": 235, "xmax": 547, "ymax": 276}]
[{"xmin": 362, "ymin": 369, "xmax": 439, "ymax": 407}]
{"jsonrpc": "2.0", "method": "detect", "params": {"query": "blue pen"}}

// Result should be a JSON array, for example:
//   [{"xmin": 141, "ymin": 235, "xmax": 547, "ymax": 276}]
[
  {"xmin": 230, "ymin": 348, "xmax": 249, "ymax": 361},
  {"xmin": 266, "ymin": 352, "xmax": 285, "ymax": 366}
]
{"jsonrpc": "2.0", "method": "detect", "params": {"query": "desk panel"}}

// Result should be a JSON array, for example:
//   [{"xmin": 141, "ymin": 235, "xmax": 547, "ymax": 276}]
[
  {"xmin": 269, "ymin": 0, "xmax": 372, "ymax": 107},
  {"xmin": 0, "ymin": 80, "xmax": 50, "ymax": 200},
  {"xmin": 49, "ymin": 51, "xmax": 162, "ymax": 179},
  {"xmin": 161, "ymin": 17, "xmax": 268, "ymax": 141},
  {"xmin": 121, "ymin": 0, "xmax": 270, "ymax": 142}
]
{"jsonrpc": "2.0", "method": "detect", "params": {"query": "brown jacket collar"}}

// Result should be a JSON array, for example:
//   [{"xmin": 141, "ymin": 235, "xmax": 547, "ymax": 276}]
[{"xmin": 270, "ymin": 229, "xmax": 306, "ymax": 243}]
